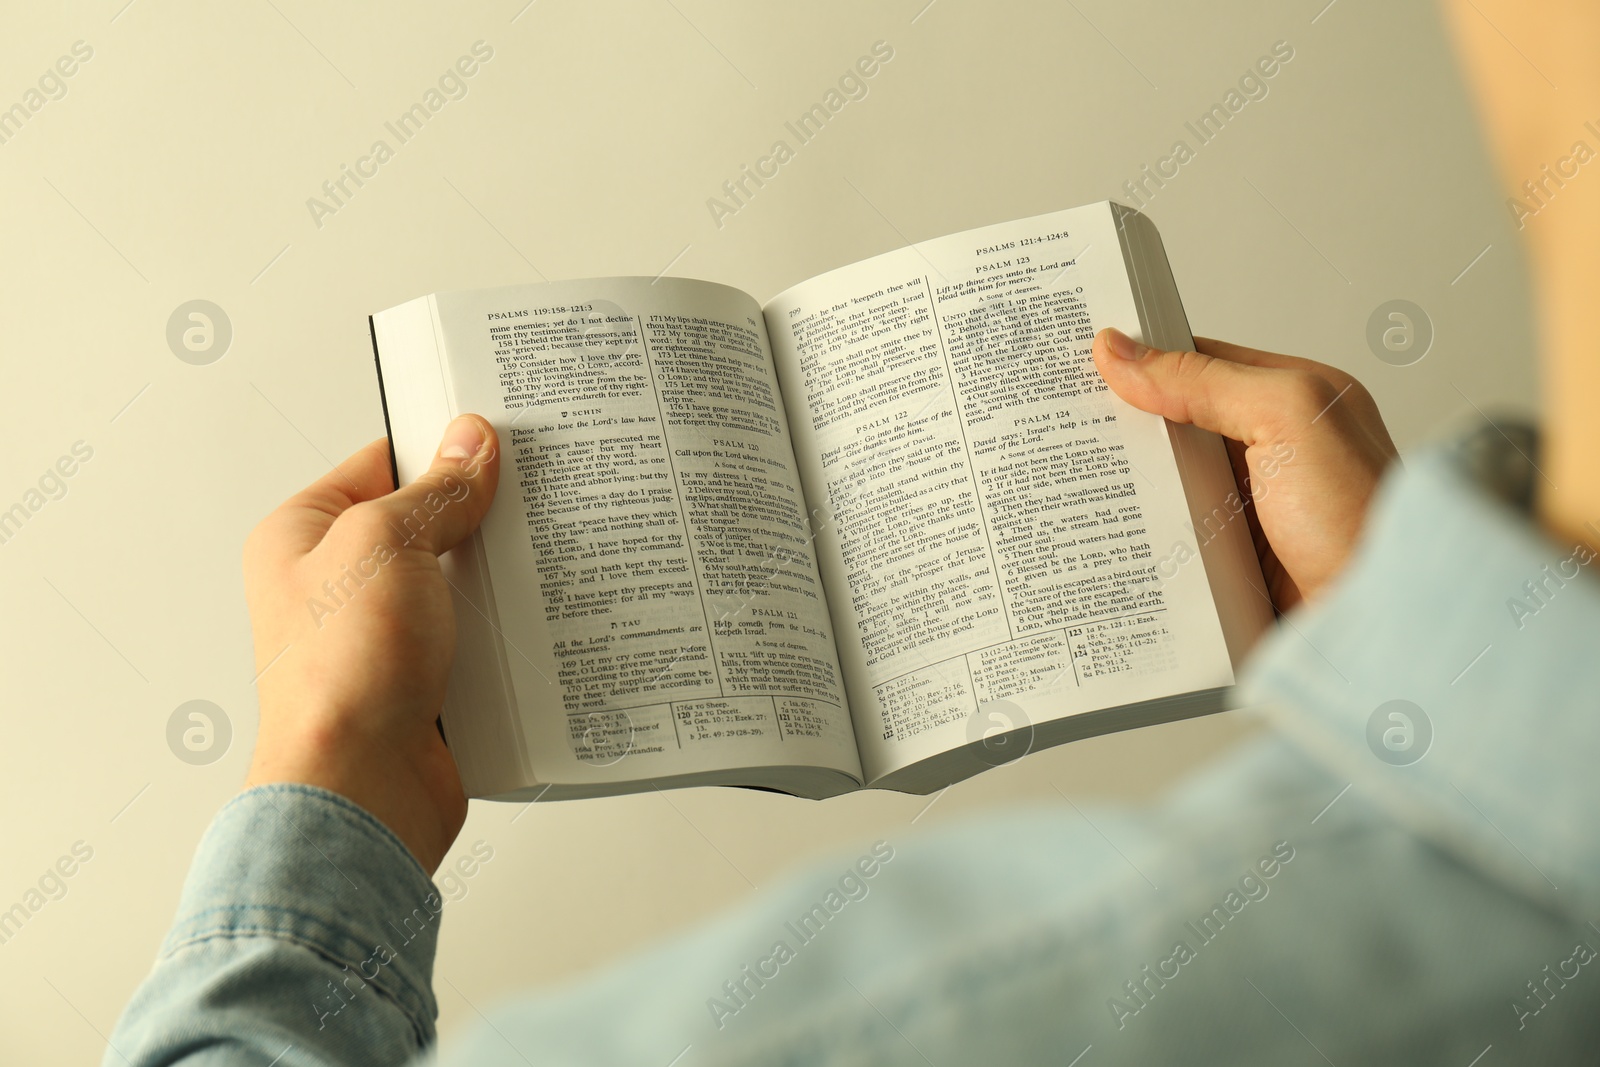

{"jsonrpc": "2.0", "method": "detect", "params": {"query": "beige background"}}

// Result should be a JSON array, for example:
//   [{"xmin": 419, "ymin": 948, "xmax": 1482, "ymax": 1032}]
[{"xmin": 0, "ymin": 0, "xmax": 1537, "ymax": 1060}]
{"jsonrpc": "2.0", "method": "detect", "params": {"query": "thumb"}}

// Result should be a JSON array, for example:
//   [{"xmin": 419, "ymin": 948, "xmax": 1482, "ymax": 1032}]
[
  {"xmin": 1091, "ymin": 327, "xmax": 1321, "ymax": 446},
  {"xmin": 374, "ymin": 414, "xmax": 501, "ymax": 555}
]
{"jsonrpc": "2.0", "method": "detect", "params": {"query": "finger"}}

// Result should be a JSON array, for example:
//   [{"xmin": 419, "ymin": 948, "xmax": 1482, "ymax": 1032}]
[
  {"xmin": 1194, "ymin": 335, "xmax": 1396, "ymax": 435},
  {"xmin": 366, "ymin": 414, "xmax": 501, "ymax": 556},
  {"xmin": 1092, "ymin": 328, "xmax": 1337, "ymax": 446},
  {"xmin": 1192, "ymin": 336, "xmax": 1338, "ymax": 376},
  {"xmin": 248, "ymin": 437, "xmax": 401, "ymax": 563},
  {"xmin": 284, "ymin": 437, "xmax": 399, "ymax": 521}
]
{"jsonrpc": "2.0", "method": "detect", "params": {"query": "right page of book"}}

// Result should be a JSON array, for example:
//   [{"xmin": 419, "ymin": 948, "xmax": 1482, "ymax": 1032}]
[{"xmin": 765, "ymin": 203, "xmax": 1245, "ymax": 783}]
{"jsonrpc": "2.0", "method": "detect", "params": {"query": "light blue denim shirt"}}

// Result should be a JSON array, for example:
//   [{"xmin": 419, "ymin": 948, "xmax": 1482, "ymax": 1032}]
[{"xmin": 106, "ymin": 432, "xmax": 1600, "ymax": 1065}]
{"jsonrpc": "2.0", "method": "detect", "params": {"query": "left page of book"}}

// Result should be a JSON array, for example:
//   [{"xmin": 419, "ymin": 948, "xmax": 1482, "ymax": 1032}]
[{"xmin": 422, "ymin": 278, "xmax": 862, "ymax": 794}]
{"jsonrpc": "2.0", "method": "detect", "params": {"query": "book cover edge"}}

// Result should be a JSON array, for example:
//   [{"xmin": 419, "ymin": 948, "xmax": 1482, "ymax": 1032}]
[{"xmin": 368, "ymin": 313, "xmax": 401, "ymax": 493}]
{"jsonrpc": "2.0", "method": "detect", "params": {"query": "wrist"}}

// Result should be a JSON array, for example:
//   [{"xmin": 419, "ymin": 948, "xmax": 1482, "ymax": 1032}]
[{"xmin": 245, "ymin": 716, "xmax": 465, "ymax": 874}]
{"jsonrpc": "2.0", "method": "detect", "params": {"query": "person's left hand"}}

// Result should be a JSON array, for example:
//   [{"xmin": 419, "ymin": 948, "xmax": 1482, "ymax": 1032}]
[{"xmin": 241, "ymin": 415, "xmax": 500, "ymax": 874}]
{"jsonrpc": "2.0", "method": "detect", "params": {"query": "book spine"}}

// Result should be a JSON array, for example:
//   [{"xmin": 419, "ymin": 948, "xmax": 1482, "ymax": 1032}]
[{"xmin": 367, "ymin": 314, "xmax": 401, "ymax": 492}]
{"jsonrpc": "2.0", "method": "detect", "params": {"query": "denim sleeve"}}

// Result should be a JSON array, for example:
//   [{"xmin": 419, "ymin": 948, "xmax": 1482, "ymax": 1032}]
[
  {"xmin": 1242, "ymin": 444, "xmax": 1600, "ymax": 919},
  {"xmin": 105, "ymin": 784, "xmax": 442, "ymax": 1067}
]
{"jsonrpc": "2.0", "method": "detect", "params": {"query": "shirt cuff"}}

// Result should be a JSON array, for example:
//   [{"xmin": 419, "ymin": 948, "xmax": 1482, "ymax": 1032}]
[{"xmin": 162, "ymin": 783, "xmax": 443, "ymax": 1042}]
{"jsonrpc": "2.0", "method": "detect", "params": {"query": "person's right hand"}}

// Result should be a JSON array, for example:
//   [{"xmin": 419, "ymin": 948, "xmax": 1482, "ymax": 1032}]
[{"xmin": 1092, "ymin": 328, "xmax": 1399, "ymax": 611}]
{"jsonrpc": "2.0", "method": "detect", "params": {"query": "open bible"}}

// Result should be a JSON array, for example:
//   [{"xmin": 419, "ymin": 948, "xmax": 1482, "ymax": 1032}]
[{"xmin": 370, "ymin": 202, "xmax": 1272, "ymax": 801}]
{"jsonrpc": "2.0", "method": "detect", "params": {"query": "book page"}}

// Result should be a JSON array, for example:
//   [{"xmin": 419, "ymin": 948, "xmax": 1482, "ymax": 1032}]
[
  {"xmin": 764, "ymin": 204, "xmax": 1238, "ymax": 783},
  {"xmin": 434, "ymin": 278, "xmax": 861, "ymax": 789}
]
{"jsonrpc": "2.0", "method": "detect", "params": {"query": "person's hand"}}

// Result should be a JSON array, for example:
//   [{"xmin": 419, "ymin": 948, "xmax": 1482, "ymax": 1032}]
[
  {"xmin": 241, "ymin": 415, "xmax": 500, "ymax": 874},
  {"xmin": 1093, "ymin": 329, "xmax": 1397, "ymax": 610}
]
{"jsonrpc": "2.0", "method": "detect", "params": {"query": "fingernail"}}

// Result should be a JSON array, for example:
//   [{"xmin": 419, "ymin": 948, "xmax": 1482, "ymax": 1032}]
[
  {"xmin": 439, "ymin": 415, "xmax": 485, "ymax": 463},
  {"xmin": 1104, "ymin": 328, "xmax": 1148, "ymax": 360}
]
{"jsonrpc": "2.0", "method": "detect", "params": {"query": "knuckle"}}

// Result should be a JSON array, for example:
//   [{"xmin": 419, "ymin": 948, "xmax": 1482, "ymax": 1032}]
[
  {"xmin": 1152, "ymin": 348, "xmax": 1226, "ymax": 429},
  {"xmin": 1320, "ymin": 365, "xmax": 1357, "ymax": 391},
  {"xmin": 1342, "ymin": 376, "xmax": 1378, "ymax": 410},
  {"xmin": 1284, "ymin": 371, "xmax": 1340, "ymax": 422},
  {"xmin": 1318, "ymin": 365, "xmax": 1368, "ymax": 404},
  {"xmin": 338, "ymin": 500, "xmax": 396, "ymax": 547},
  {"xmin": 1169, "ymin": 348, "xmax": 1213, "ymax": 383},
  {"xmin": 242, "ymin": 509, "xmax": 287, "ymax": 566},
  {"xmin": 241, "ymin": 518, "xmax": 267, "ymax": 559}
]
